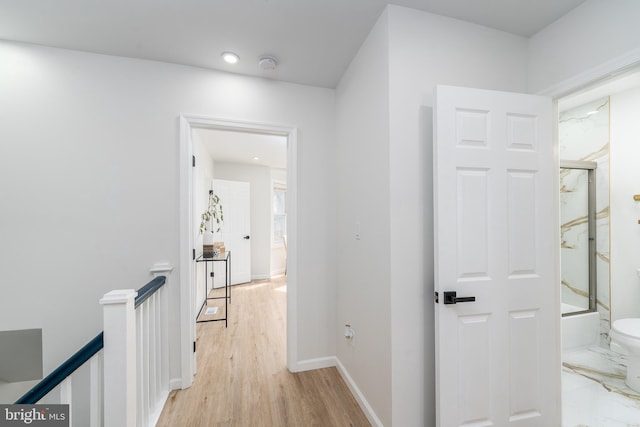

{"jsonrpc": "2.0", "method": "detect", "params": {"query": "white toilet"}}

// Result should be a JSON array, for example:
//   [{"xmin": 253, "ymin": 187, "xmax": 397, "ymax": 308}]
[{"xmin": 609, "ymin": 318, "xmax": 640, "ymax": 392}]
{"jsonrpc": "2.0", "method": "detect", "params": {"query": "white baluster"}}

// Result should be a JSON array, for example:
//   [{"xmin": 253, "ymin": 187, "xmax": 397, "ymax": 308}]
[
  {"xmin": 158, "ymin": 288, "xmax": 166, "ymax": 399},
  {"xmin": 149, "ymin": 263, "xmax": 173, "ymax": 426},
  {"xmin": 89, "ymin": 352, "xmax": 103, "ymax": 427},
  {"xmin": 148, "ymin": 293, "xmax": 157, "ymax": 408},
  {"xmin": 135, "ymin": 304, "xmax": 144, "ymax": 427},
  {"xmin": 60, "ymin": 377, "xmax": 72, "ymax": 426},
  {"xmin": 141, "ymin": 303, "xmax": 150, "ymax": 427}
]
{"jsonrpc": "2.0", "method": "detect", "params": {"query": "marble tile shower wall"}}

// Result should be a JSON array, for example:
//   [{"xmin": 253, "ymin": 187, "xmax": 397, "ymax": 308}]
[{"xmin": 559, "ymin": 97, "xmax": 611, "ymax": 347}]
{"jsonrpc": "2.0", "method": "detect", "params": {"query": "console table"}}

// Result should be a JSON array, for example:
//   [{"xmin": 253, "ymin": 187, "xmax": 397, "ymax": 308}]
[{"xmin": 195, "ymin": 251, "xmax": 231, "ymax": 327}]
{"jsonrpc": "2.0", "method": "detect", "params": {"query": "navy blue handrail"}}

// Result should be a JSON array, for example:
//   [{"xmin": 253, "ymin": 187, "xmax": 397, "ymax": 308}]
[
  {"xmin": 15, "ymin": 275, "xmax": 167, "ymax": 404},
  {"xmin": 135, "ymin": 275, "xmax": 166, "ymax": 309},
  {"xmin": 16, "ymin": 332, "xmax": 104, "ymax": 404}
]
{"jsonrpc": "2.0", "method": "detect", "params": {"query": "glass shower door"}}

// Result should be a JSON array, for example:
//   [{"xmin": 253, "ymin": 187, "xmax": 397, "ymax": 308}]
[{"xmin": 560, "ymin": 161, "xmax": 597, "ymax": 315}]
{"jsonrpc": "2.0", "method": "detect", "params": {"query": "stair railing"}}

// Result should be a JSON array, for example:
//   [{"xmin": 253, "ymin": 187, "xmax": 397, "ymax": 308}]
[{"xmin": 15, "ymin": 263, "xmax": 173, "ymax": 427}]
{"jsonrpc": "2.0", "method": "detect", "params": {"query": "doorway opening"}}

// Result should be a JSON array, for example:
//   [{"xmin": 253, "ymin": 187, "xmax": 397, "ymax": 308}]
[
  {"xmin": 557, "ymin": 66, "xmax": 640, "ymax": 426},
  {"xmin": 179, "ymin": 116, "xmax": 299, "ymax": 388}
]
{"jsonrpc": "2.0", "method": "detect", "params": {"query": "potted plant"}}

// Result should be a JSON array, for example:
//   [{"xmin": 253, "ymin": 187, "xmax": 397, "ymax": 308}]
[{"xmin": 200, "ymin": 190, "xmax": 224, "ymax": 257}]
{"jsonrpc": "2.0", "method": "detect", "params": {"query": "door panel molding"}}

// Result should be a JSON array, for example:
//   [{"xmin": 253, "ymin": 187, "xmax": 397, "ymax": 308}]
[{"xmin": 433, "ymin": 86, "xmax": 560, "ymax": 426}]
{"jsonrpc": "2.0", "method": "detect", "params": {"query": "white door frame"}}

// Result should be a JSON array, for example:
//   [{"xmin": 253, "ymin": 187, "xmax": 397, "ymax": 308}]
[
  {"xmin": 534, "ymin": 52, "xmax": 640, "ymax": 419},
  {"xmin": 537, "ymin": 50, "xmax": 640, "ymax": 98},
  {"xmin": 179, "ymin": 115, "xmax": 298, "ymax": 387}
]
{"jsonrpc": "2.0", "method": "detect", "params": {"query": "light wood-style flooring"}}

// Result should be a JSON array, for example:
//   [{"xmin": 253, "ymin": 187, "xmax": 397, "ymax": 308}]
[{"xmin": 156, "ymin": 276, "xmax": 371, "ymax": 427}]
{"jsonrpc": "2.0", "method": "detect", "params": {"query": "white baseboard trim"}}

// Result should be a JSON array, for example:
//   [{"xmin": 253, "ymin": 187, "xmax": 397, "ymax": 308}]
[
  {"xmin": 148, "ymin": 389, "xmax": 170, "ymax": 427},
  {"xmin": 169, "ymin": 378, "xmax": 183, "ymax": 390},
  {"xmin": 292, "ymin": 356, "xmax": 336, "ymax": 372},
  {"xmin": 335, "ymin": 358, "xmax": 384, "ymax": 427},
  {"xmin": 270, "ymin": 268, "xmax": 286, "ymax": 277},
  {"xmin": 251, "ymin": 274, "xmax": 271, "ymax": 281}
]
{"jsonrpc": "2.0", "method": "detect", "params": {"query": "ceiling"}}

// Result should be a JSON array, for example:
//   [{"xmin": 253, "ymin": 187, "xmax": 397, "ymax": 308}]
[
  {"xmin": 0, "ymin": 0, "xmax": 586, "ymax": 89},
  {"xmin": 1, "ymin": 0, "xmax": 587, "ymax": 168}
]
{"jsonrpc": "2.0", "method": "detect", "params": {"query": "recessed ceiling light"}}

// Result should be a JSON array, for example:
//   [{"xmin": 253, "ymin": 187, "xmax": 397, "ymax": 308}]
[
  {"xmin": 253, "ymin": 156, "xmax": 260, "ymax": 161},
  {"xmin": 221, "ymin": 52, "xmax": 239, "ymax": 64}
]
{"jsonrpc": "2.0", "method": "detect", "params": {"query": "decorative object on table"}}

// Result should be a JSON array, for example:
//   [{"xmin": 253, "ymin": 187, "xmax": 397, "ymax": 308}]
[
  {"xmin": 213, "ymin": 242, "xmax": 225, "ymax": 256},
  {"xmin": 200, "ymin": 189, "xmax": 224, "ymax": 257}
]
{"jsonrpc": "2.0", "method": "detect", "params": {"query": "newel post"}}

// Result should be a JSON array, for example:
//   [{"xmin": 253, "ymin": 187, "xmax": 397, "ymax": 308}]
[{"xmin": 100, "ymin": 289, "xmax": 137, "ymax": 427}]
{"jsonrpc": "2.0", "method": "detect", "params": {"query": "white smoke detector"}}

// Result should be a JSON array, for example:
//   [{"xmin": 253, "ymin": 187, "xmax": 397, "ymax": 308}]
[{"xmin": 258, "ymin": 56, "xmax": 278, "ymax": 71}]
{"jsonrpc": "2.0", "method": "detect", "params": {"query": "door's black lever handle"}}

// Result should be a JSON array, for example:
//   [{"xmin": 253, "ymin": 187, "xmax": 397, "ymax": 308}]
[{"xmin": 443, "ymin": 291, "xmax": 476, "ymax": 305}]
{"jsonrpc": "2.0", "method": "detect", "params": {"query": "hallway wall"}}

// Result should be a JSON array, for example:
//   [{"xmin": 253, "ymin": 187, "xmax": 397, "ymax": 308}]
[
  {"xmin": 386, "ymin": 6, "xmax": 527, "ymax": 425},
  {"xmin": 610, "ymin": 87, "xmax": 640, "ymax": 322},
  {"xmin": 336, "ymin": 8, "xmax": 392, "ymax": 425},
  {"xmin": 335, "ymin": 5, "xmax": 528, "ymax": 425},
  {"xmin": 0, "ymin": 40, "xmax": 336, "ymax": 398},
  {"xmin": 528, "ymin": 0, "xmax": 640, "ymax": 95}
]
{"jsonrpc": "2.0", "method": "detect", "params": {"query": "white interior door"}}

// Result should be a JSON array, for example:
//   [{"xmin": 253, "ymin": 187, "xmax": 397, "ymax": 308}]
[
  {"xmin": 433, "ymin": 85, "xmax": 560, "ymax": 426},
  {"xmin": 213, "ymin": 179, "xmax": 251, "ymax": 286}
]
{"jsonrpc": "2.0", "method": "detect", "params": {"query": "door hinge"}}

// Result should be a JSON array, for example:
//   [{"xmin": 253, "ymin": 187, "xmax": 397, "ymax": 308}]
[
  {"xmin": 192, "ymin": 249, "xmax": 196, "ymax": 260},
  {"xmin": 434, "ymin": 292, "xmax": 439, "ymax": 303},
  {"xmin": 192, "ymin": 155, "xmax": 196, "ymax": 167},
  {"xmin": 193, "ymin": 341, "xmax": 197, "ymax": 353}
]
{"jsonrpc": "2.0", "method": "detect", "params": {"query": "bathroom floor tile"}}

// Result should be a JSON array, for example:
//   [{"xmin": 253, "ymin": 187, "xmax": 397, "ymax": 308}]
[{"xmin": 563, "ymin": 346, "xmax": 640, "ymax": 427}]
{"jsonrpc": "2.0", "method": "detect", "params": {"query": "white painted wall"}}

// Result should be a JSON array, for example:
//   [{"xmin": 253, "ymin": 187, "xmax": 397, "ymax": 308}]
[
  {"xmin": 0, "ymin": 40, "xmax": 336, "ymax": 405},
  {"xmin": 528, "ymin": 0, "xmax": 640, "ymax": 95},
  {"xmin": 335, "ymin": 5, "xmax": 528, "ymax": 425},
  {"xmin": 610, "ymin": 87, "xmax": 640, "ymax": 322},
  {"xmin": 386, "ymin": 6, "xmax": 527, "ymax": 426},
  {"xmin": 214, "ymin": 162, "xmax": 271, "ymax": 280},
  {"xmin": 4, "ymin": 0, "xmax": 639, "ymax": 419},
  {"xmin": 336, "ymin": 3, "xmax": 640, "ymax": 423},
  {"xmin": 336, "ymin": 8, "xmax": 392, "ymax": 426},
  {"xmin": 271, "ymin": 168, "xmax": 287, "ymax": 277}
]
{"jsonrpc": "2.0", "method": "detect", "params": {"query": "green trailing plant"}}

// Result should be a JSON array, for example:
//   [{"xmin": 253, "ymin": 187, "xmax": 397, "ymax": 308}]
[{"xmin": 200, "ymin": 190, "xmax": 224, "ymax": 233}]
